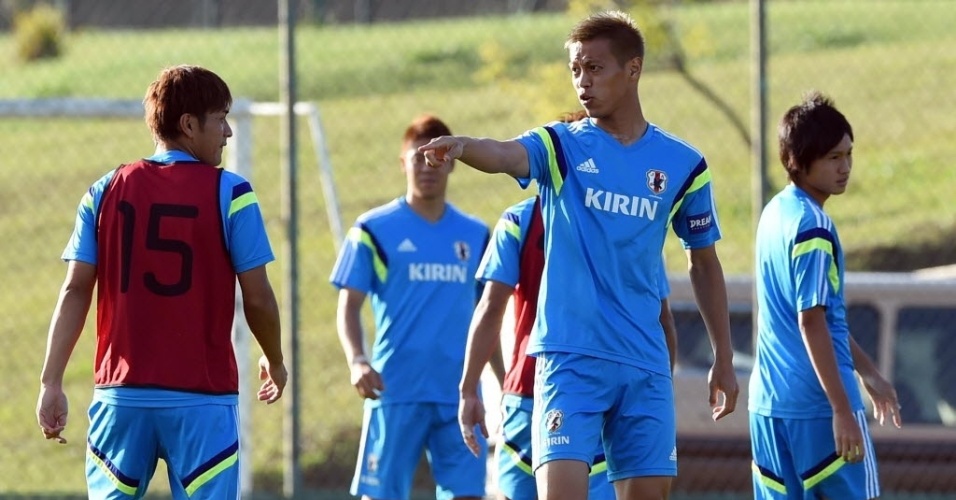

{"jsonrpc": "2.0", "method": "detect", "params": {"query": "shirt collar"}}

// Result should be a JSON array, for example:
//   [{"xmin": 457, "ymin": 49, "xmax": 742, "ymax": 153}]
[{"xmin": 146, "ymin": 150, "xmax": 199, "ymax": 164}]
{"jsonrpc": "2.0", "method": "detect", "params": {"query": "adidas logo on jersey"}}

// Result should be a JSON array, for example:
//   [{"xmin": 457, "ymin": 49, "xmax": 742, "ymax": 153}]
[
  {"xmin": 670, "ymin": 447, "xmax": 677, "ymax": 461},
  {"xmin": 575, "ymin": 158, "xmax": 599, "ymax": 174},
  {"xmin": 397, "ymin": 238, "xmax": 417, "ymax": 252}
]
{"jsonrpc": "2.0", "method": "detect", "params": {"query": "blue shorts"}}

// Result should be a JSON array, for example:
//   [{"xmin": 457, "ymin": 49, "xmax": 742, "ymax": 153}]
[
  {"xmin": 532, "ymin": 352, "xmax": 676, "ymax": 482},
  {"xmin": 86, "ymin": 399, "xmax": 240, "ymax": 499},
  {"xmin": 352, "ymin": 402, "xmax": 487, "ymax": 500},
  {"xmin": 497, "ymin": 394, "xmax": 614, "ymax": 499},
  {"xmin": 750, "ymin": 409, "xmax": 879, "ymax": 499}
]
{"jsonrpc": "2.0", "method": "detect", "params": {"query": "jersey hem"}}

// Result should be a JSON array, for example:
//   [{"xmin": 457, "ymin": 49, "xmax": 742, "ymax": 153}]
[
  {"xmin": 234, "ymin": 253, "xmax": 275, "ymax": 274},
  {"xmin": 747, "ymin": 404, "xmax": 864, "ymax": 419},
  {"xmin": 607, "ymin": 467, "xmax": 677, "ymax": 481},
  {"xmin": 527, "ymin": 345, "xmax": 671, "ymax": 376}
]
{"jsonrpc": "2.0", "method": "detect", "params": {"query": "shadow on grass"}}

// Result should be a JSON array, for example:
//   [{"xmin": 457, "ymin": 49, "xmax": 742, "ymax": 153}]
[{"xmin": 847, "ymin": 223, "xmax": 956, "ymax": 271}]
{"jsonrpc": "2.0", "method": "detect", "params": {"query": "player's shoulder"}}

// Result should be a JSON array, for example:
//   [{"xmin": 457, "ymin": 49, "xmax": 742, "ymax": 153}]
[
  {"xmin": 79, "ymin": 168, "xmax": 120, "ymax": 210},
  {"xmin": 646, "ymin": 123, "xmax": 705, "ymax": 164},
  {"xmin": 355, "ymin": 198, "xmax": 404, "ymax": 227},
  {"xmin": 503, "ymin": 197, "xmax": 537, "ymax": 219},
  {"xmin": 541, "ymin": 117, "xmax": 592, "ymax": 139},
  {"xmin": 92, "ymin": 167, "xmax": 119, "ymax": 188},
  {"xmin": 493, "ymin": 197, "xmax": 537, "ymax": 234},
  {"xmin": 219, "ymin": 169, "xmax": 257, "ymax": 197},
  {"xmin": 776, "ymin": 186, "xmax": 834, "ymax": 233},
  {"xmin": 445, "ymin": 203, "xmax": 490, "ymax": 234},
  {"xmin": 220, "ymin": 169, "xmax": 251, "ymax": 187}
]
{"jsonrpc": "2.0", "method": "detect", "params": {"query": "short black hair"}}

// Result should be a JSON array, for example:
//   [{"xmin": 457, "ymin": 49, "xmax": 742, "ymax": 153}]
[{"xmin": 778, "ymin": 91, "xmax": 853, "ymax": 179}]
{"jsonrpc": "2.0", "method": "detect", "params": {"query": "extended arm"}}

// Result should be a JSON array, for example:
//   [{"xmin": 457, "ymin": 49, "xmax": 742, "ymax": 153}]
[
  {"xmin": 37, "ymin": 260, "xmax": 96, "ymax": 444},
  {"xmin": 336, "ymin": 287, "xmax": 383, "ymax": 399},
  {"xmin": 419, "ymin": 136, "xmax": 530, "ymax": 178},
  {"xmin": 800, "ymin": 307, "xmax": 865, "ymax": 462},
  {"xmin": 459, "ymin": 281, "xmax": 513, "ymax": 456},
  {"xmin": 237, "ymin": 266, "xmax": 287, "ymax": 403},
  {"xmin": 686, "ymin": 245, "xmax": 738, "ymax": 419},
  {"xmin": 849, "ymin": 336, "xmax": 901, "ymax": 428}
]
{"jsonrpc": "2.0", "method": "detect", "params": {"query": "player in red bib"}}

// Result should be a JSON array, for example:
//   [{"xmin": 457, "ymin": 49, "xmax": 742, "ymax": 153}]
[{"xmin": 36, "ymin": 65, "xmax": 287, "ymax": 499}]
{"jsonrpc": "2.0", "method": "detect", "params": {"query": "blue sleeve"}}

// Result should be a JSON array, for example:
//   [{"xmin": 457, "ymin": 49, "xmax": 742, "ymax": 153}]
[
  {"xmin": 671, "ymin": 158, "xmax": 722, "ymax": 249},
  {"xmin": 792, "ymin": 224, "xmax": 838, "ymax": 312},
  {"xmin": 221, "ymin": 172, "xmax": 275, "ymax": 273},
  {"xmin": 476, "ymin": 204, "xmax": 528, "ymax": 288},
  {"xmin": 61, "ymin": 170, "xmax": 116, "ymax": 264},
  {"xmin": 328, "ymin": 222, "xmax": 379, "ymax": 294},
  {"xmin": 515, "ymin": 126, "xmax": 556, "ymax": 191}
]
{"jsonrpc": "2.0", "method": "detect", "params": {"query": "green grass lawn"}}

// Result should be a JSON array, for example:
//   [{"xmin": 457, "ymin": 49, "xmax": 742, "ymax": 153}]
[{"xmin": 1, "ymin": 0, "xmax": 954, "ymax": 494}]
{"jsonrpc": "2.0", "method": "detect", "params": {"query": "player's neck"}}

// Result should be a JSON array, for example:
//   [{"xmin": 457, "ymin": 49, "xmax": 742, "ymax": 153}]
[
  {"xmin": 405, "ymin": 194, "xmax": 446, "ymax": 222},
  {"xmin": 593, "ymin": 102, "xmax": 647, "ymax": 146},
  {"xmin": 156, "ymin": 142, "xmax": 198, "ymax": 161},
  {"xmin": 791, "ymin": 181, "xmax": 829, "ymax": 207}
]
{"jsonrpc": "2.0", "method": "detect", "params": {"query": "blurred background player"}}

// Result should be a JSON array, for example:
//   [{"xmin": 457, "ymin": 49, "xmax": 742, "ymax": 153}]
[
  {"xmin": 749, "ymin": 91, "xmax": 901, "ymax": 500},
  {"xmin": 459, "ymin": 192, "xmax": 679, "ymax": 500},
  {"xmin": 330, "ymin": 114, "xmax": 490, "ymax": 500},
  {"xmin": 36, "ymin": 64, "xmax": 287, "ymax": 499},
  {"xmin": 420, "ymin": 11, "xmax": 738, "ymax": 500}
]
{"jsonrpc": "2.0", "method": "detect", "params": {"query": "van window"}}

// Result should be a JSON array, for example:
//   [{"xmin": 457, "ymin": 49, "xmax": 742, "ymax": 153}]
[
  {"xmin": 673, "ymin": 304, "xmax": 880, "ymax": 371},
  {"xmin": 847, "ymin": 304, "xmax": 881, "ymax": 364},
  {"xmin": 893, "ymin": 307, "xmax": 956, "ymax": 426},
  {"xmin": 673, "ymin": 307, "xmax": 753, "ymax": 371}
]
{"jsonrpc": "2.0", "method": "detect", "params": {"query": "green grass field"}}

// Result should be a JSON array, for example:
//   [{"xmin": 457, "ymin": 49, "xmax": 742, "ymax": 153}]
[{"xmin": 1, "ymin": 0, "xmax": 954, "ymax": 494}]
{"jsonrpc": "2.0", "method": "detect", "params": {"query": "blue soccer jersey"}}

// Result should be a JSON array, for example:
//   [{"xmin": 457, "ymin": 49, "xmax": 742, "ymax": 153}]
[
  {"xmin": 60, "ymin": 150, "xmax": 274, "ymax": 408},
  {"xmin": 749, "ymin": 185, "xmax": 863, "ymax": 418},
  {"xmin": 330, "ymin": 198, "xmax": 489, "ymax": 405},
  {"xmin": 515, "ymin": 120, "xmax": 720, "ymax": 375},
  {"xmin": 477, "ymin": 197, "xmax": 537, "ymax": 288},
  {"xmin": 478, "ymin": 196, "xmax": 670, "ymax": 304}
]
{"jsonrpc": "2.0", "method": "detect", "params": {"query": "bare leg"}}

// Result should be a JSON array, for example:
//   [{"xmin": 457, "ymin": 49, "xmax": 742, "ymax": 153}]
[
  {"xmin": 535, "ymin": 459, "xmax": 590, "ymax": 500},
  {"xmin": 613, "ymin": 476, "xmax": 672, "ymax": 500}
]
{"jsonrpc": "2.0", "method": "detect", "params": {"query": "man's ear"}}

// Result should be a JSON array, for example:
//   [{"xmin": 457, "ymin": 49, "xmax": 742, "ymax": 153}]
[
  {"xmin": 787, "ymin": 157, "xmax": 804, "ymax": 180},
  {"xmin": 178, "ymin": 113, "xmax": 198, "ymax": 139},
  {"xmin": 628, "ymin": 57, "xmax": 643, "ymax": 80}
]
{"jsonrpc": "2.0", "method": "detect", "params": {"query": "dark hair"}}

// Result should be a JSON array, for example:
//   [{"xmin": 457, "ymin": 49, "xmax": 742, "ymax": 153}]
[
  {"xmin": 559, "ymin": 109, "xmax": 589, "ymax": 123},
  {"xmin": 778, "ymin": 91, "xmax": 853, "ymax": 179},
  {"xmin": 565, "ymin": 10, "xmax": 645, "ymax": 65},
  {"xmin": 144, "ymin": 65, "xmax": 232, "ymax": 143},
  {"xmin": 401, "ymin": 114, "xmax": 452, "ymax": 152}
]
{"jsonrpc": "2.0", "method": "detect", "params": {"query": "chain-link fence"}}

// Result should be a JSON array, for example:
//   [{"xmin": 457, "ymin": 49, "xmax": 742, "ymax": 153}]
[{"xmin": 2, "ymin": 0, "xmax": 954, "ymax": 497}]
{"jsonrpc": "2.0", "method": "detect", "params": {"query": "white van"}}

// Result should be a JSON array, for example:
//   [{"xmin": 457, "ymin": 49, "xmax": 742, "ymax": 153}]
[{"xmin": 668, "ymin": 270, "xmax": 956, "ymax": 494}]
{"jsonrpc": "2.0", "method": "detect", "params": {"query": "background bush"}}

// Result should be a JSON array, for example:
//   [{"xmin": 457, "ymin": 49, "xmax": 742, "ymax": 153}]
[{"xmin": 13, "ymin": 3, "xmax": 64, "ymax": 61}]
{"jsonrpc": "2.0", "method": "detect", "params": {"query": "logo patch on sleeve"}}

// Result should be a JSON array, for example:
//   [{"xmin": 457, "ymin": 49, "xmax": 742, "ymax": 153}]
[{"xmin": 687, "ymin": 212, "xmax": 713, "ymax": 234}]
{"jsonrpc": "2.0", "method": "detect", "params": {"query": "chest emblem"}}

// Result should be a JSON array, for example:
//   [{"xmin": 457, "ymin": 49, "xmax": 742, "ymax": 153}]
[
  {"xmin": 453, "ymin": 241, "xmax": 470, "ymax": 262},
  {"xmin": 647, "ymin": 169, "xmax": 668, "ymax": 195}
]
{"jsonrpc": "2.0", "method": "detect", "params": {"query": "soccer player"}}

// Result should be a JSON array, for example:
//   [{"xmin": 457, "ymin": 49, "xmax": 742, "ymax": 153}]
[
  {"xmin": 749, "ymin": 92, "xmax": 902, "ymax": 499},
  {"xmin": 330, "ymin": 114, "xmax": 490, "ymax": 500},
  {"xmin": 36, "ymin": 65, "xmax": 287, "ymax": 499},
  {"xmin": 419, "ymin": 11, "xmax": 738, "ymax": 500},
  {"xmin": 459, "ymin": 194, "xmax": 679, "ymax": 500}
]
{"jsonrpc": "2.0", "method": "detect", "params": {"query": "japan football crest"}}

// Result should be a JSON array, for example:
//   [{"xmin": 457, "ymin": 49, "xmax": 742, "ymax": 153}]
[
  {"xmin": 545, "ymin": 409, "xmax": 564, "ymax": 433},
  {"xmin": 647, "ymin": 169, "xmax": 668, "ymax": 195},
  {"xmin": 453, "ymin": 241, "xmax": 470, "ymax": 262}
]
